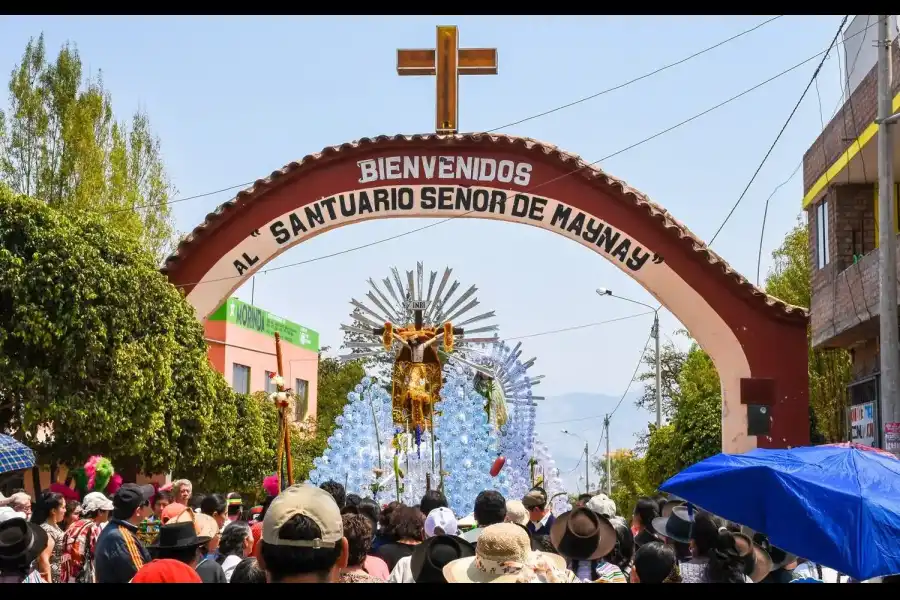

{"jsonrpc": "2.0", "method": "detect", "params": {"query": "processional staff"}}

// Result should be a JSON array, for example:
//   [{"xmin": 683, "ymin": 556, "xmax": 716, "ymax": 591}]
[{"xmin": 273, "ymin": 332, "xmax": 294, "ymax": 490}]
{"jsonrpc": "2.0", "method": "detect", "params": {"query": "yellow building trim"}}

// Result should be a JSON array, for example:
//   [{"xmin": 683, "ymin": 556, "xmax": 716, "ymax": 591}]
[
  {"xmin": 873, "ymin": 182, "xmax": 900, "ymax": 246},
  {"xmin": 802, "ymin": 91, "xmax": 900, "ymax": 210}
]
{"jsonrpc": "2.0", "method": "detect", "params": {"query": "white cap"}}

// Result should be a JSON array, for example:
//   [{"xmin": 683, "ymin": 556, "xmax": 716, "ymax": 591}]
[
  {"xmin": 0, "ymin": 509, "xmax": 27, "ymax": 523},
  {"xmin": 82, "ymin": 492, "xmax": 114, "ymax": 513},
  {"xmin": 425, "ymin": 507, "xmax": 458, "ymax": 538},
  {"xmin": 505, "ymin": 500, "xmax": 529, "ymax": 527},
  {"xmin": 586, "ymin": 494, "xmax": 617, "ymax": 519}
]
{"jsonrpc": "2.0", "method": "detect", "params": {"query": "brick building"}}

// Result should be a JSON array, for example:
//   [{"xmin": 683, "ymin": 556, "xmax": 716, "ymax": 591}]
[{"xmin": 804, "ymin": 17, "xmax": 900, "ymax": 446}]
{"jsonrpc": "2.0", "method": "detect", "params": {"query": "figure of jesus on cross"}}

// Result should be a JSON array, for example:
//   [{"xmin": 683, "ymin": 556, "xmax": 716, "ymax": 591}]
[{"xmin": 373, "ymin": 299, "xmax": 463, "ymax": 428}]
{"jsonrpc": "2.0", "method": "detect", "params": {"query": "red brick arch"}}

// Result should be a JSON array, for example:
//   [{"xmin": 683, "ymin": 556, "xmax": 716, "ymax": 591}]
[{"xmin": 163, "ymin": 133, "xmax": 809, "ymax": 453}]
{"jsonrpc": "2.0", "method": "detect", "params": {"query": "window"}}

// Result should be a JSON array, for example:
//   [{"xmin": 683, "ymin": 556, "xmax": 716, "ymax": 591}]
[
  {"xmin": 294, "ymin": 378, "xmax": 309, "ymax": 421},
  {"xmin": 232, "ymin": 363, "xmax": 251, "ymax": 395},
  {"xmin": 816, "ymin": 199, "xmax": 830, "ymax": 269},
  {"xmin": 264, "ymin": 371, "xmax": 277, "ymax": 394},
  {"xmin": 873, "ymin": 183, "xmax": 900, "ymax": 247}
]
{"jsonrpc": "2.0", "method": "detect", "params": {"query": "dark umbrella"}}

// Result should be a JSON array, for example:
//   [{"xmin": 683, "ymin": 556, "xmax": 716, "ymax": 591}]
[
  {"xmin": 659, "ymin": 443, "xmax": 900, "ymax": 581},
  {"xmin": 0, "ymin": 434, "xmax": 36, "ymax": 475}
]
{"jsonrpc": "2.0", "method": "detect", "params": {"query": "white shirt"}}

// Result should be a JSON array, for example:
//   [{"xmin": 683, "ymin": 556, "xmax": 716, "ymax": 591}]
[
  {"xmin": 388, "ymin": 556, "xmax": 415, "ymax": 583},
  {"xmin": 792, "ymin": 562, "xmax": 849, "ymax": 583},
  {"xmin": 221, "ymin": 555, "xmax": 242, "ymax": 583},
  {"xmin": 530, "ymin": 511, "xmax": 552, "ymax": 530}
]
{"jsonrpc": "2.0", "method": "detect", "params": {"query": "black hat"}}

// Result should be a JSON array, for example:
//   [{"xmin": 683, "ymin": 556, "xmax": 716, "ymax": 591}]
[
  {"xmin": 410, "ymin": 535, "xmax": 476, "ymax": 583},
  {"xmin": 149, "ymin": 521, "xmax": 211, "ymax": 550},
  {"xmin": 0, "ymin": 518, "xmax": 49, "ymax": 569},
  {"xmin": 113, "ymin": 483, "xmax": 155, "ymax": 515},
  {"xmin": 549, "ymin": 507, "xmax": 617, "ymax": 561},
  {"xmin": 651, "ymin": 505, "xmax": 694, "ymax": 544}
]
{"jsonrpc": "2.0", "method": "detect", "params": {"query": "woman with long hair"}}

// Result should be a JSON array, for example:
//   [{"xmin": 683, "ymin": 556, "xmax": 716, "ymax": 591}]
[
  {"xmin": 632, "ymin": 542, "xmax": 682, "ymax": 583},
  {"xmin": 31, "ymin": 490, "xmax": 66, "ymax": 583},
  {"xmin": 680, "ymin": 511, "xmax": 748, "ymax": 583},
  {"xmin": 632, "ymin": 497, "xmax": 660, "ymax": 547}
]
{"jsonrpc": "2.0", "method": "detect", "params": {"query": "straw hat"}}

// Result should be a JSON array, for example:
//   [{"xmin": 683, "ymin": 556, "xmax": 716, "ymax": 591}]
[
  {"xmin": 504, "ymin": 500, "xmax": 529, "ymax": 527},
  {"xmin": 442, "ymin": 522, "xmax": 566, "ymax": 583}
]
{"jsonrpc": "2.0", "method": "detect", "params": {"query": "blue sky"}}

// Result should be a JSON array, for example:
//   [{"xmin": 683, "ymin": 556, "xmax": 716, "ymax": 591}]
[{"xmin": 0, "ymin": 16, "xmax": 846, "ymax": 491}]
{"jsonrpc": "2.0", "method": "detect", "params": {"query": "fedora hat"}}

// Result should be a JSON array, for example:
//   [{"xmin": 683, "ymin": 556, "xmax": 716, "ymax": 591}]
[
  {"xmin": 0, "ymin": 517, "xmax": 48, "ymax": 569},
  {"xmin": 733, "ymin": 532, "xmax": 773, "ymax": 583},
  {"xmin": 651, "ymin": 505, "xmax": 693, "ymax": 544},
  {"xmin": 442, "ymin": 523, "xmax": 566, "ymax": 583},
  {"xmin": 411, "ymin": 535, "xmax": 476, "ymax": 582},
  {"xmin": 751, "ymin": 533, "xmax": 797, "ymax": 571},
  {"xmin": 660, "ymin": 499, "xmax": 684, "ymax": 518},
  {"xmin": 549, "ymin": 507, "xmax": 617, "ymax": 561},
  {"xmin": 149, "ymin": 521, "xmax": 211, "ymax": 550}
]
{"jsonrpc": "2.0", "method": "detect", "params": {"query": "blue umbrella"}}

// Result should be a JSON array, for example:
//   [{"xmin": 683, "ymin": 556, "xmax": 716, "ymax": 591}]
[
  {"xmin": 0, "ymin": 434, "xmax": 36, "ymax": 475},
  {"xmin": 659, "ymin": 443, "xmax": 900, "ymax": 581}
]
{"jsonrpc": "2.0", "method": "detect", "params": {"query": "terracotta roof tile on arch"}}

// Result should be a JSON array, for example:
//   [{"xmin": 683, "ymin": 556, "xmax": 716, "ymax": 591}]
[{"xmin": 162, "ymin": 133, "xmax": 809, "ymax": 323}]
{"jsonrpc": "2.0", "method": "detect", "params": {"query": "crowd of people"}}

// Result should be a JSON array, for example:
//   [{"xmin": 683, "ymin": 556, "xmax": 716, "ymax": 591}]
[{"xmin": 3, "ymin": 475, "xmax": 891, "ymax": 583}]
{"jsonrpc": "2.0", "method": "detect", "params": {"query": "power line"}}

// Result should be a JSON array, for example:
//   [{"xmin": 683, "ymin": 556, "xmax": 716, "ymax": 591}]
[
  {"xmin": 708, "ymin": 14, "xmax": 849, "ymax": 247},
  {"xmin": 110, "ymin": 17, "xmax": 783, "ymax": 216},
  {"xmin": 608, "ymin": 330, "xmax": 655, "ymax": 421},
  {"xmin": 483, "ymin": 15, "xmax": 783, "ymax": 133},
  {"xmin": 752, "ymin": 16, "xmax": 884, "ymax": 285},
  {"xmin": 175, "ymin": 37, "xmax": 861, "ymax": 292},
  {"xmin": 536, "ymin": 327, "xmax": 655, "ymax": 427},
  {"xmin": 505, "ymin": 312, "xmax": 654, "ymax": 341}
]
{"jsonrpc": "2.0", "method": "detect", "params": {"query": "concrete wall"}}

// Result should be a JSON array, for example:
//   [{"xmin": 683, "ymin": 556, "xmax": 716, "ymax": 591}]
[{"xmin": 205, "ymin": 321, "xmax": 319, "ymax": 422}]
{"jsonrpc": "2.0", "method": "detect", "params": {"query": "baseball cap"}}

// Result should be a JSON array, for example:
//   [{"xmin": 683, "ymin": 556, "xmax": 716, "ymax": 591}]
[
  {"xmin": 262, "ymin": 484, "xmax": 342, "ymax": 548},
  {"xmin": 522, "ymin": 489, "xmax": 547, "ymax": 509},
  {"xmin": 113, "ymin": 483, "xmax": 154, "ymax": 514},
  {"xmin": 586, "ymin": 494, "xmax": 617, "ymax": 519},
  {"xmin": 425, "ymin": 507, "xmax": 458, "ymax": 538},
  {"xmin": 82, "ymin": 492, "xmax": 114, "ymax": 513}
]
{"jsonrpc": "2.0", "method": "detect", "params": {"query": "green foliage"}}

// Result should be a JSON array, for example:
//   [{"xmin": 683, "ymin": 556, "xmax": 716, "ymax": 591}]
[
  {"xmin": 592, "ymin": 449, "xmax": 654, "ymax": 519},
  {"xmin": 0, "ymin": 34, "xmax": 176, "ymax": 261},
  {"xmin": 635, "ymin": 330, "xmax": 688, "ymax": 419},
  {"xmin": 176, "ymin": 390, "xmax": 280, "ymax": 496},
  {"xmin": 0, "ymin": 187, "xmax": 207, "ymax": 472},
  {"xmin": 290, "ymin": 355, "xmax": 364, "ymax": 482},
  {"xmin": 765, "ymin": 220, "xmax": 851, "ymax": 442},
  {"xmin": 633, "ymin": 343, "xmax": 722, "ymax": 490}
]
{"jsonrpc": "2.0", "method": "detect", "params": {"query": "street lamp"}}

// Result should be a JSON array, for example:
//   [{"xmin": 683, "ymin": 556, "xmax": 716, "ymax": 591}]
[
  {"xmin": 596, "ymin": 288, "xmax": 662, "ymax": 428},
  {"xmin": 561, "ymin": 429, "xmax": 590, "ymax": 495}
]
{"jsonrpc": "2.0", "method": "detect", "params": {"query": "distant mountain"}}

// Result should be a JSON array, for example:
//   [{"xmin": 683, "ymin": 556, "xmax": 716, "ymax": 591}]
[{"xmin": 533, "ymin": 391, "xmax": 651, "ymax": 494}]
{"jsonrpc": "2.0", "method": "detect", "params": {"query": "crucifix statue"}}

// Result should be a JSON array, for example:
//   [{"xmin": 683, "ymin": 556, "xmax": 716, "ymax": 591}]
[
  {"xmin": 397, "ymin": 25, "xmax": 499, "ymax": 134},
  {"xmin": 373, "ymin": 299, "xmax": 464, "ymax": 428}
]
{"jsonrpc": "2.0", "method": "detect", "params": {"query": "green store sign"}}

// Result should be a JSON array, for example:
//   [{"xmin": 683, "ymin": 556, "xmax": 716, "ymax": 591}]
[{"xmin": 208, "ymin": 298, "xmax": 319, "ymax": 352}]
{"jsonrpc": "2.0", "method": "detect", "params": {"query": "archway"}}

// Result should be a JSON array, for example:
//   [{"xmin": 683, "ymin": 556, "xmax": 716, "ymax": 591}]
[{"xmin": 163, "ymin": 133, "xmax": 810, "ymax": 452}]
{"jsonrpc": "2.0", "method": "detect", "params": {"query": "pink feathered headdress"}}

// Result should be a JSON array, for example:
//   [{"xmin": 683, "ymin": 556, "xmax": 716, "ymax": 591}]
[
  {"xmin": 263, "ymin": 474, "xmax": 279, "ymax": 498},
  {"xmin": 49, "ymin": 483, "xmax": 80, "ymax": 503}
]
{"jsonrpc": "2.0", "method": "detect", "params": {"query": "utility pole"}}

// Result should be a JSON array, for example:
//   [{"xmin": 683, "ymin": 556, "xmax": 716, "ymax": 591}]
[
  {"xmin": 604, "ymin": 414, "xmax": 612, "ymax": 496},
  {"xmin": 653, "ymin": 312, "xmax": 662, "ymax": 428},
  {"xmin": 583, "ymin": 441, "xmax": 590, "ymax": 494},
  {"xmin": 878, "ymin": 14, "xmax": 900, "ymax": 443}
]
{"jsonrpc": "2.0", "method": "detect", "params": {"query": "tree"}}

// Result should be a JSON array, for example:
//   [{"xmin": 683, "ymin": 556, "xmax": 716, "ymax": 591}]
[
  {"xmin": 592, "ymin": 448, "xmax": 654, "ymax": 519},
  {"xmin": 635, "ymin": 331, "xmax": 688, "ymax": 418},
  {"xmin": 636, "ymin": 343, "xmax": 722, "ymax": 490},
  {"xmin": 0, "ymin": 186, "xmax": 209, "ymax": 473},
  {"xmin": 765, "ymin": 220, "xmax": 851, "ymax": 442},
  {"xmin": 289, "ymin": 355, "xmax": 365, "ymax": 481},
  {"xmin": 0, "ymin": 34, "xmax": 176, "ymax": 261}
]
